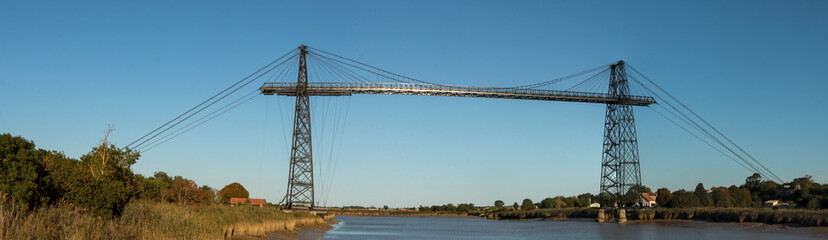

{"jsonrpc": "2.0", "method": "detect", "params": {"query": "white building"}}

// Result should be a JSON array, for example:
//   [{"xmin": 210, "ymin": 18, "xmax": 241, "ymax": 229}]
[{"xmin": 639, "ymin": 193, "xmax": 657, "ymax": 208}]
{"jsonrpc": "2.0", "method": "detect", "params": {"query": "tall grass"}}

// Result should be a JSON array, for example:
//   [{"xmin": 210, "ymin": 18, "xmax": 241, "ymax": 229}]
[
  {"xmin": 492, "ymin": 208, "xmax": 599, "ymax": 220},
  {"xmin": 1, "ymin": 200, "xmax": 325, "ymax": 240},
  {"xmin": 654, "ymin": 208, "xmax": 828, "ymax": 226},
  {"xmin": 0, "ymin": 202, "xmax": 139, "ymax": 240}
]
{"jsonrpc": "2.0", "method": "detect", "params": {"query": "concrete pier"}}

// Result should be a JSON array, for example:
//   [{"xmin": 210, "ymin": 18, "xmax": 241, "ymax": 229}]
[
  {"xmin": 618, "ymin": 209, "xmax": 627, "ymax": 223},
  {"xmin": 596, "ymin": 209, "xmax": 606, "ymax": 223}
]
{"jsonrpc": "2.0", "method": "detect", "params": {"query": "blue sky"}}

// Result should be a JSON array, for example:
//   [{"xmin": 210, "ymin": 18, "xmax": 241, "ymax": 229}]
[{"xmin": 1, "ymin": 1, "xmax": 827, "ymax": 208}]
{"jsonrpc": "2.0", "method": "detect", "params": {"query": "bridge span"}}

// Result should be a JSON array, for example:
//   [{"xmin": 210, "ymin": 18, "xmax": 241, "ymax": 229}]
[{"xmin": 260, "ymin": 82, "xmax": 656, "ymax": 106}]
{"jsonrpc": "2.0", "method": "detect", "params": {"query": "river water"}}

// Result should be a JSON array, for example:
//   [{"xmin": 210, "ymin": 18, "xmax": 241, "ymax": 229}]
[{"xmin": 310, "ymin": 216, "xmax": 826, "ymax": 240}]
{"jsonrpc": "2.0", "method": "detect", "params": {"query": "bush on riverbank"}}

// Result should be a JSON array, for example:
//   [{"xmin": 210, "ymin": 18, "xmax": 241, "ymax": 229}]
[
  {"xmin": 654, "ymin": 207, "xmax": 828, "ymax": 226},
  {"xmin": 490, "ymin": 207, "xmax": 828, "ymax": 227},
  {"xmin": 493, "ymin": 208, "xmax": 599, "ymax": 220},
  {"xmin": 1, "ymin": 200, "xmax": 323, "ymax": 239}
]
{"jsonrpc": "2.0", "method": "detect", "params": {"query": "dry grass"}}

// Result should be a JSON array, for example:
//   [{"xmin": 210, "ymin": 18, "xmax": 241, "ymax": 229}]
[
  {"xmin": 1, "ymin": 200, "xmax": 324, "ymax": 240},
  {"xmin": 654, "ymin": 208, "xmax": 828, "ymax": 226},
  {"xmin": 492, "ymin": 208, "xmax": 599, "ymax": 220}
]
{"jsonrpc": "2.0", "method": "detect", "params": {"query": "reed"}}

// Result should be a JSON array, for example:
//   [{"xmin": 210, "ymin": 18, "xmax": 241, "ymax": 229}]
[
  {"xmin": 494, "ymin": 208, "xmax": 599, "ymax": 220},
  {"xmin": 653, "ymin": 208, "xmax": 828, "ymax": 226},
  {"xmin": 1, "ymin": 200, "xmax": 325, "ymax": 240}
]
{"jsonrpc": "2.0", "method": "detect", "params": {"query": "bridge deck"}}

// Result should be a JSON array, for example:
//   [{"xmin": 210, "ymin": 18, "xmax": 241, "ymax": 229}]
[{"xmin": 260, "ymin": 82, "xmax": 656, "ymax": 106}]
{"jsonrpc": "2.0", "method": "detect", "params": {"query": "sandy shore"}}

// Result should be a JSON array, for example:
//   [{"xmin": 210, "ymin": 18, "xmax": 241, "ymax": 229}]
[{"xmin": 264, "ymin": 218, "xmax": 339, "ymax": 240}]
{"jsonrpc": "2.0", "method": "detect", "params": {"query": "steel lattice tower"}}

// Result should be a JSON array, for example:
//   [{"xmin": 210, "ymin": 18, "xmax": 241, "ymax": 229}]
[
  {"xmin": 600, "ymin": 61, "xmax": 642, "ymax": 206},
  {"xmin": 284, "ymin": 45, "xmax": 315, "ymax": 209}
]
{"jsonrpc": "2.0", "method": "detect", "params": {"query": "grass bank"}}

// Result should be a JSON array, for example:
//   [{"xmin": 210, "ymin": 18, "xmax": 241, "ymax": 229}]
[
  {"xmin": 1, "ymin": 200, "xmax": 327, "ymax": 239},
  {"xmin": 488, "ymin": 208, "xmax": 599, "ymax": 220},
  {"xmin": 487, "ymin": 207, "xmax": 828, "ymax": 227},
  {"xmin": 653, "ymin": 208, "xmax": 828, "ymax": 226}
]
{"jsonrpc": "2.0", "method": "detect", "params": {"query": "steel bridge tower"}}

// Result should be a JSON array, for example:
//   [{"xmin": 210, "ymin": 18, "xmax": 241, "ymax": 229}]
[
  {"xmin": 599, "ymin": 61, "xmax": 642, "ymax": 206},
  {"xmin": 284, "ymin": 45, "xmax": 315, "ymax": 209}
]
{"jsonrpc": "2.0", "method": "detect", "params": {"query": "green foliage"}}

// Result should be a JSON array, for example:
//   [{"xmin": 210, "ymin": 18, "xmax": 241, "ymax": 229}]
[
  {"xmin": 218, "ymin": 182, "xmax": 249, "ymax": 203},
  {"xmin": 162, "ymin": 177, "xmax": 204, "ymax": 206},
  {"xmin": 540, "ymin": 198, "xmax": 555, "ymax": 209},
  {"xmin": 711, "ymin": 188, "xmax": 734, "ymax": 207},
  {"xmin": 1, "ymin": 200, "xmax": 320, "ymax": 239},
  {"xmin": 728, "ymin": 185, "xmax": 755, "ymax": 207},
  {"xmin": 540, "ymin": 197, "xmax": 567, "ymax": 209},
  {"xmin": 200, "ymin": 186, "xmax": 216, "ymax": 205},
  {"xmin": 494, "ymin": 200, "xmax": 504, "ymax": 208},
  {"xmin": 456, "ymin": 203, "xmax": 474, "ymax": 212},
  {"xmin": 137, "ymin": 172, "xmax": 172, "ymax": 201},
  {"xmin": 420, "ymin": 203, "xmax": 473, "ymax": 213},
  {"xmin": 576, "ymin": 193, "xmax": 594, "ymax": 207},
  {"xmin": 694, "ymin": 183, "xmax": 713, "ymax": 207},
  {"xmin": 0, "ymin": 134, "xmax": 53, "ymax": 210},
  {"xmin": 622, "ymin": 185, "xmax": 651, "ymax": 207},
  {"xmin": 66, "ymin": 143, "xmax": 140, "ymax": 217},
  {"xmin": 512, "ymin": 202, "xmax": 519, "ymax": 210},
  {"xmin": 668, "ymin": 189, "xmax": 700, "ymax": 208},
  {"xmin": 656, "ymin": 188, "xmax": 672, "ymax": 206},
  {"xmin": 521, "ymin": 198, "xmax": 534, "ymax": 210},
  {"xmin": 494, "ymin": 208, "xmax": 599, "ymax": 220},
  {"xmin": 0, "ymin": 133, "xmax": 141, "ymax": 217},
  {"xmin": 745, "ymin": 173, "xmax": 762, "ymax": 190},
  {"xmin": 653, "ymin": 207, "xmax": 828, "ymax": 227}
]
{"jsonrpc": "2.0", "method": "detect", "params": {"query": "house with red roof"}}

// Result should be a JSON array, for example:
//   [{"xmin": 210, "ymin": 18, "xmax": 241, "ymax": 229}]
[
  {"xmin": 229, "ymin": 198, "xmax": 266, "ymax": 208},
  {"xmin": 639, "ymin": 193, "xmax": 657, "ymax": 208}
]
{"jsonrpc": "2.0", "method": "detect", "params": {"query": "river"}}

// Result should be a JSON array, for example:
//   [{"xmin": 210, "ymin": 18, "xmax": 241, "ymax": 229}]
[{"xmin": 282, "ymin": 216, "xmax": 827, "ymax": 240}]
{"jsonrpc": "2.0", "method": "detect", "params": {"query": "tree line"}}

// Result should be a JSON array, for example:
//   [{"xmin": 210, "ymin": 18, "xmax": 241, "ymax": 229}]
[
  {"xmin": 653, "ymin": 173, "xmax": 826, "ymax": 209},
  {"xmin": 494, "ymin": 173, "xmax": 826, "ymax": 211},
  {"xmin": 0, "ymin": 131, "xmax": 256, "ymax": 218}
]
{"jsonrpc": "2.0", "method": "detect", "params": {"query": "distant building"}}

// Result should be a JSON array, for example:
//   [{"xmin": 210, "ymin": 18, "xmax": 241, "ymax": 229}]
[
  {"xmin": 706, "ymin": 186, "xmax": 724, "ymax": 195},
  {"xmin": 763, "ymin": 200, "xmax": 780, "ymax": 208},
  {"xmin": 229, "ymin": 198, "xmax": 266, "ymax": 208},
  {"xmin": 589, "ymin": 202, "xmax": 601, "ymax": 208},
  {"xmin": 777, "ymin": 184, "xmax": 801, "ymax": 196},
  {"xmin": 639, "ymin": 193, "xmax": 657, "ymax": 208}
]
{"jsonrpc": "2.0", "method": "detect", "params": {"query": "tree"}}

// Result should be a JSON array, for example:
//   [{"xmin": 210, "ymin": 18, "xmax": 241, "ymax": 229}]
[
  {"xmin": 494, "ymin": 200, "xmax": 504, "ymax": 208},
  {"xmin": 655, "ymin": 188, "xmax": 673, "ymax": 207},
  {"xmin": 138, "ymin": 172, "xmax": 172, "ymax": 201},
  {"xmin": 445, "ymin": 203, "xmax": 457, "ymax": 212},
  {"xmin": 200, "ymin": 185, "xmax": 216, "ymax": 205},
  {"xmin": 163, "ymin": 177, "xmax": 204, "ymax": 205},
  {"xmin": 623, "ymin": 185, "xmax": 651, "ymax": 206},
  {"xmin": 218, "ymin": 182, "xmax": 249, "ymax": 203},
  {"xmin": 513, "ymin": 202, "xmax": 520, "ymax": 210},
  {"xmin": 694, "ymin": 183, "xmax": 712, "ymax": 207},
  {"xmin": 577, "ymin": 193, "xmax": 594, "ymax": 207},
  {"xmin": 383, "ymin": 205, "xmax": 389, "ymax": 210},
  {"xmin": 745, "ymin": 173, "xmax": 762, "ymax": 190},
  {"xmin": 729, "ymin": 185, "xmax": 754, "ymax": 207},
  {"xmin": 668, "ymin": 189, "xmax": 699, "ymax": 208},
  {"xmin": 65, "ymin": 127, "xmax": 141, "ymax": 217},
  {"xmin": 521, "ymin": 198, "xmax": 534, "ymax": 210},
  {"xmin": 565, "ymin": 197, "xmax": 577, "ymax": 208},
  {"xmin": 457, "ymin": 203, "xmax": 474, "ymax": 212},
  {"xmin": 758, "ymin": 180, "xmax": 779, "ymax": 201},
  {"xmin": 0, "ymin": 134, "xmax": 53, "ymax": 210},
  {"xmin": 540, "ymin": 198, "xmax": 556, "ymax": 209},
  {"xmin": 711, "ymin": 188, "xmax": 734, "ymax": 207}
]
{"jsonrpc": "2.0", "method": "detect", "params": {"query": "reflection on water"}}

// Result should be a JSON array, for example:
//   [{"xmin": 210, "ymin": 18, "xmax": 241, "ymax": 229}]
[{"xmin": 320, "ymin": 216, "xmax": 825, "ymax": 240}]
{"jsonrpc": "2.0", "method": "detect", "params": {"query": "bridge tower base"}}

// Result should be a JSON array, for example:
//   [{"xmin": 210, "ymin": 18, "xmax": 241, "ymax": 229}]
[{"xmin": 599, "ymin": 61, "xmax": 642, "ymax": 207}]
